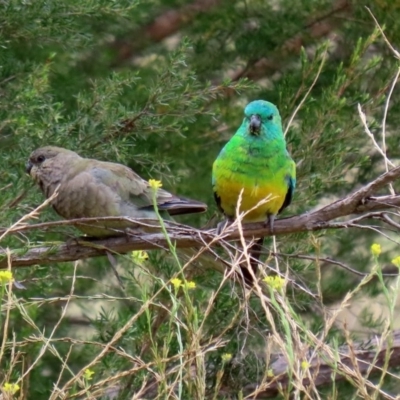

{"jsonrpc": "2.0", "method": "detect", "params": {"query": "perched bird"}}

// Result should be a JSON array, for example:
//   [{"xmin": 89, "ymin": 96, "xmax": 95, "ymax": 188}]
[
  {"xmin": 212, "ymin": 100, "xmax": 296, "ymax": 282},
  {"xmin": 26, "ymin": 146, "xmax": 207, "ymax": 237}
]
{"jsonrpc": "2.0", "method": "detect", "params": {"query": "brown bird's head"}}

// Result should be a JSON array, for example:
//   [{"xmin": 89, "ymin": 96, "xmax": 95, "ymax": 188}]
[{"xmin": 26, "ymin": 146, "xmax": 81, "ymax": 190}]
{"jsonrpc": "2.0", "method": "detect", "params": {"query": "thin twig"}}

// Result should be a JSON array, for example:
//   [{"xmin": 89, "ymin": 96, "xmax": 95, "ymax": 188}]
[{"xmin": 284, "ymin": 46, "xmax": 328, "ymax": 137}]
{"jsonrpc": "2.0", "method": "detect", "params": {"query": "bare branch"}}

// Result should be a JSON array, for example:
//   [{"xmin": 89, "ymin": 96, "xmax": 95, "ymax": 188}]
[{"xmin": 1, "ymin": 165, "xmax": 400, "ymax": 269}]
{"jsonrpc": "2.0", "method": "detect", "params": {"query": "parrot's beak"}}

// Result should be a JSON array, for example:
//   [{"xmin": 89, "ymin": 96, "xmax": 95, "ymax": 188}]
[
  {"xmin": 25, "ymin": 161, "xmax": 33, "ymax": 175},
  {"xmin": 249, "ymin": 114, "xmax": 261, "ymax": 134}
]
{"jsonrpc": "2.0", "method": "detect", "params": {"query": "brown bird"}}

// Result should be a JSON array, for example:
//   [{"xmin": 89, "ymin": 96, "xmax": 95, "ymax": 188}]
[{"xmin": 26, "ymin": 146, "xmax": 207, "ymax": 237}]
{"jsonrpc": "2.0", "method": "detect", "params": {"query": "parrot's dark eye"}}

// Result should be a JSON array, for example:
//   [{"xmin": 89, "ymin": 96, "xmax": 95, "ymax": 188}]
[
  {"xmin": 266, "ymin": 114, "xmax": 273, "ymax": 121},
  {"xmin": 37, "ymin": 155, "xmax": 46, "ymax": 163}
]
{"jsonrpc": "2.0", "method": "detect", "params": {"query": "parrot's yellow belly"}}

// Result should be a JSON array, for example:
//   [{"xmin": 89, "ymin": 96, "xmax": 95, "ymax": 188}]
[{"xmin": 216, "ymin": 179, "xmax": 286, "ymax": 222}]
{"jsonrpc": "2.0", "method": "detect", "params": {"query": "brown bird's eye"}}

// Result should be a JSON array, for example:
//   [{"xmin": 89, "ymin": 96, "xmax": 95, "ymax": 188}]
[{"xmin": 37, "ymin": 155, "xmax": 45, "ymax": 163}]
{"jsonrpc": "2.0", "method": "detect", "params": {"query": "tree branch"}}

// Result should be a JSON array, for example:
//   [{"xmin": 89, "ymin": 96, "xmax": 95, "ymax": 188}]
[{"xmin": 1, "ymin": 165, "xmax": 400, "ymax": 269}]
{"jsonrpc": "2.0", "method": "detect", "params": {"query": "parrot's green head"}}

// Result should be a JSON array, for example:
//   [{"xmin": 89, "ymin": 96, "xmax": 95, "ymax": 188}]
[
  {"xmin": 26, "ymin": 146, "xmax": 80, "ymax": 184},
  {"xmin": 243, "ymin": 100, "xmax": 282, "ymax": 137}
]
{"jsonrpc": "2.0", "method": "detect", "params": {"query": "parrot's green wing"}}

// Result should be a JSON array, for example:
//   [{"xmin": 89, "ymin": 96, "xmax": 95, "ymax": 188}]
[{"xmin": 278, "ymin": 158, "xmax": 296, "ymax": 214}]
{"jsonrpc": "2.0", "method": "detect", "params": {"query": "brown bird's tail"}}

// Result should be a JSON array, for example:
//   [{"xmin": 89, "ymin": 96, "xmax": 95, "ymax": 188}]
[{"xmin": 144, "ymin": 197, "xmax": 207, "ymax": 216}]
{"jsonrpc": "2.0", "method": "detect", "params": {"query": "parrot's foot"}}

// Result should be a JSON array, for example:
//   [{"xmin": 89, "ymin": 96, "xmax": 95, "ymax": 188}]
[
  {"xmin": 265, "ymin": 214, "xmax": 276, "ymax": 233},
  {"xmin": 216, "ymin": 219, "xmax": 233, "ymax": 235}
]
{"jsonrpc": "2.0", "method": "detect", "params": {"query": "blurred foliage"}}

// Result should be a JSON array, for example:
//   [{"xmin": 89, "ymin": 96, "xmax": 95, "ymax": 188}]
[{"xmin": 1, "ymin": 0, "xmax": 400, "ymax": 398}]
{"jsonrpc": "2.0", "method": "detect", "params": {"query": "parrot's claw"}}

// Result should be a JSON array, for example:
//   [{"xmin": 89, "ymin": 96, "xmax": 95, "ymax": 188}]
[{"xmin": 265, "ymin": 214, "xmax": 275, "ymax": 233}]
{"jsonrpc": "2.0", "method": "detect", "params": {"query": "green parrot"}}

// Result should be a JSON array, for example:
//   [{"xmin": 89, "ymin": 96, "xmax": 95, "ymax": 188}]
[
  {"xmin": 26, "ymin": 146, "xmax": 207, "ymax": 237},
  {"xmin": 212, "ymin": 100, "xmax": 296, "ymax": 282}
]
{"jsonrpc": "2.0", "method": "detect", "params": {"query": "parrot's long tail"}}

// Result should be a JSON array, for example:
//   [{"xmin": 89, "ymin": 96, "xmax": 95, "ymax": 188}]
[{"xmin": 240, "ymin": 237, "xmax": 264, "ymax": 285}]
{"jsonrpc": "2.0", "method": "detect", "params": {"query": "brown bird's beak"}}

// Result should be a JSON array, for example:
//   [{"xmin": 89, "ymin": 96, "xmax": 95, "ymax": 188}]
[{"xmin": 25, "ymin": 161, "xmax": 33, "ymax": 175}]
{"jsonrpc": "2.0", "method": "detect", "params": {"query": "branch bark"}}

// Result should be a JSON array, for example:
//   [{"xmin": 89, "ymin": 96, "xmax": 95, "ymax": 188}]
[{"xmin": 1, "ymin": 165, "xmax": 400, "ymax": 269}]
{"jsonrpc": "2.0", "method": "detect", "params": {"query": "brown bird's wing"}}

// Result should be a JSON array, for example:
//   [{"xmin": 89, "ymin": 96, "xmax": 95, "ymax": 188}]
[{"xmin": 89, "ymin": 160, "xmax": 207, "ymax": 216}]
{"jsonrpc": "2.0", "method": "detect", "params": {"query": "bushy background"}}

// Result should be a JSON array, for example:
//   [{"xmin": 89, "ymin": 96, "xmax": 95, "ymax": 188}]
[{"xmin": 1, "ymin": 0, "xmax": 400, "ymax": 398}]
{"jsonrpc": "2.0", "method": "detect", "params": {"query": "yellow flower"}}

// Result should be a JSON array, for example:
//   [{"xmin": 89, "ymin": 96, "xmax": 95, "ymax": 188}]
[
  {"xmin": 83, "ymin": 369, "xmax": 95, "ymax": 381},
  {"xmin": 131, "ymin": 250, "xmax": 149, "ymax": 264},
  {"xmin": 148, "ymin": 179, "xmax": 162, "ymax": 190},
  {"xmin": 263, "ymin": 275, "xmax": 285, "ymax": 291},
  {"xmin": 392, "ymin": 256, "xmax": 400, "ymax": 268},
  {"xmin": 171, "ymin": 278, "xmax": 182, "ymax": 289},
  {"xmin": 267, "ymin": 369, "xmax": 274, "ymax": 378},
  {"xmin": 371, "ymin": 243, "xmax": 381, "ymax": 257},
  {"xmin": 221, "ymin": 353, "xmax": 232, "ymax": 362},
  {"xmin": 183, "ymin": 281, "xmax": 196, "ymax": 290},
  {"xmin": 301, "ymin": 360, "xmax": 310, "ymax": 370},
  {"xmin": 3, "ymin": 382, "xmax": 20, "ymax": 394},
  {"xmin": 0, "ymin": 271, "xmax": 13, "ymax": 285}
]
